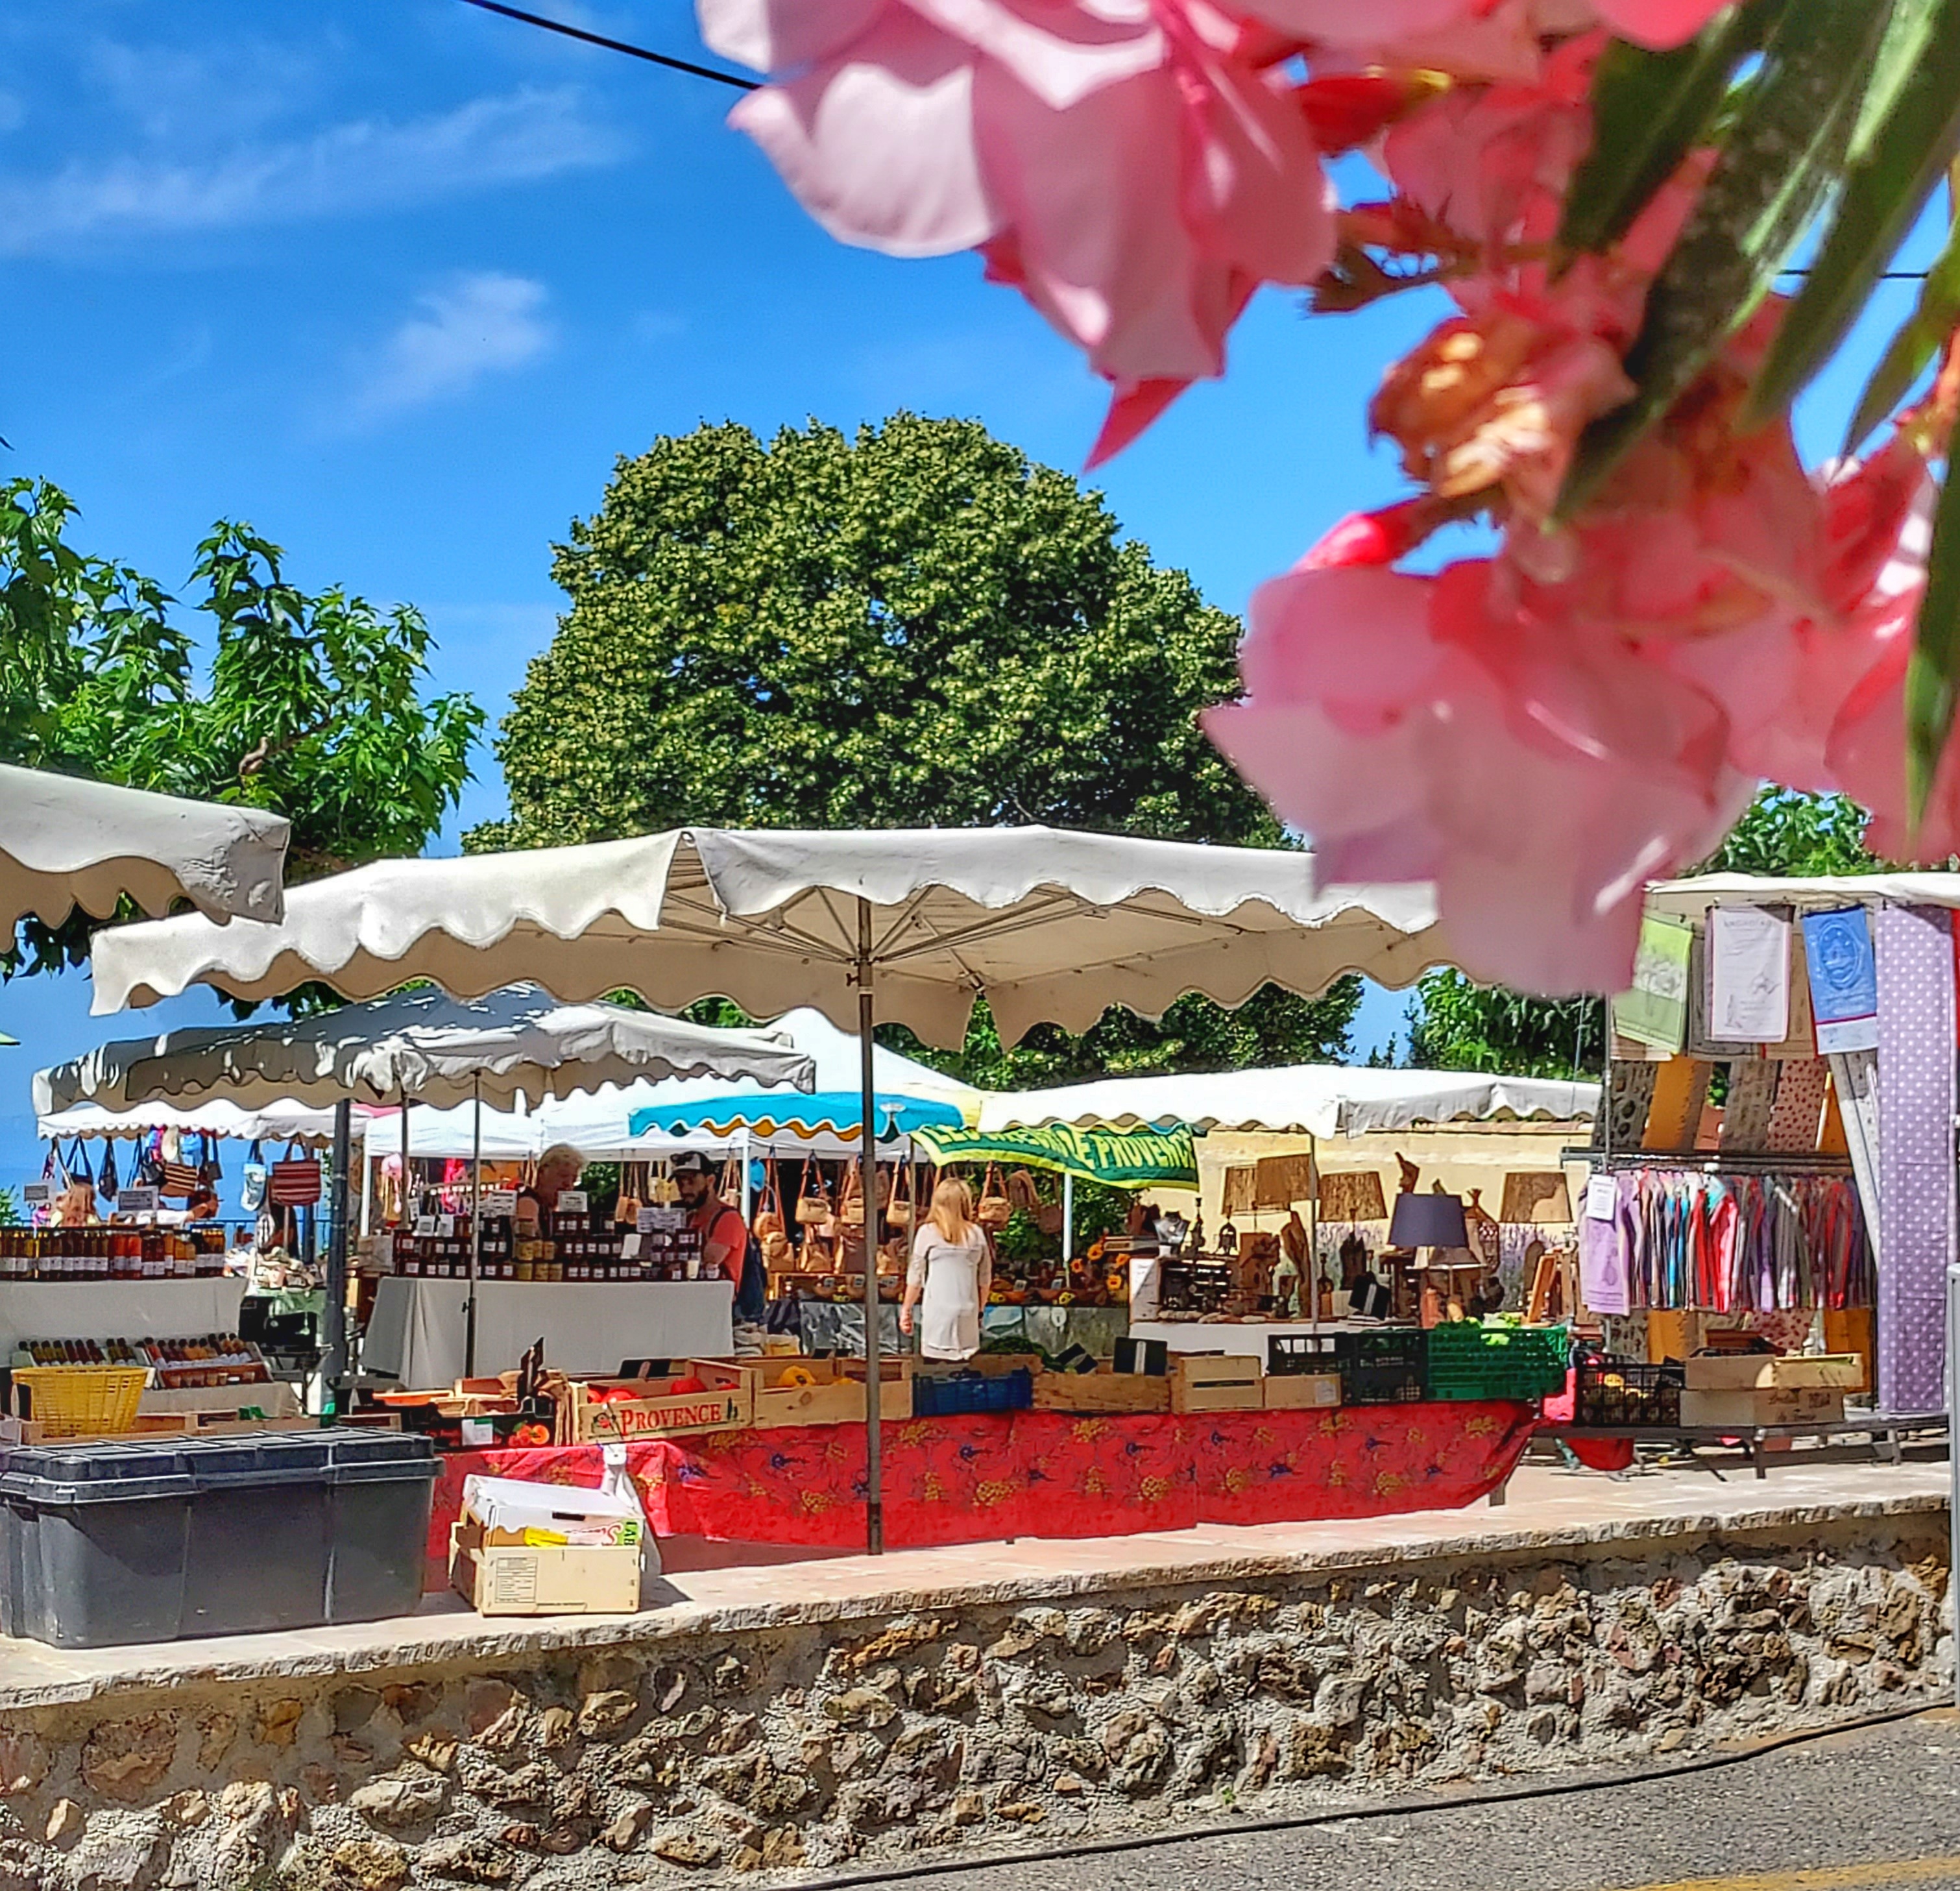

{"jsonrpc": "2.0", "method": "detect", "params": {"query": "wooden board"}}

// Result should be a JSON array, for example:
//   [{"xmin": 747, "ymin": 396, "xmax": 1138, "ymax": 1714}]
[
  {"xmin": 1033, "ymin": 1371, "xmax": 1170, "ymax": 1415},
  {"xmin": 1170, "ymin": 1354, "xmax": 1262, "ymax": 1413}
]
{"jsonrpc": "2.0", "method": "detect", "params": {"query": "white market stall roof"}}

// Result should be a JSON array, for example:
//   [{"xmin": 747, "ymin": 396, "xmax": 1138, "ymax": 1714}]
[
  {"xmin": 36, "ymin": 982, "xmax": 813, "ymax": 1116},
  {"xmin": 366, "ymin": 1008, "xmax": 979, "ymax": 1162},
  {"xmin": 975, "ymin": 1064, "xmax": 1598, "ymax": 1139},
  {"xmin": 39, "ymin": 1098, "xmax": 357, "ymax": 1150},
  {"xmin": 1, "ymin": 762, "xmax": 289, "ymax": 929},
  {"xmin": 1647, "ymin": 872, "xmax": 1960, "ymax": 918}
]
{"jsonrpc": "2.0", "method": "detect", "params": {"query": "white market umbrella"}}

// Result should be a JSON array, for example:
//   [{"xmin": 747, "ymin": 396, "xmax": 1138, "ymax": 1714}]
[
  {"xmin": 35, "ymin": 981, "xmax": 816, "ymax": 1114},
  {"xmin": 40, "ymin": 982, "xmax": 816, "ymax": 1380},
  {"xmin": 1, "ymin": 762, "xmax": 289, "ymax": 929},
  {"xmin": 86, "ymin": 824, "xmax": 1444, "ymax": 1550}
]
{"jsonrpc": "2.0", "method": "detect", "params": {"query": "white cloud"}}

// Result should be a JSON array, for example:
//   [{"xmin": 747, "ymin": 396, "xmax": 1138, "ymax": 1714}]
[
  {"xmin": 345, "ymin": 273, "xmax": 554, "ymax": 425},
  {"xmin": 0, "ymin": 86, "xmax": 625, "ymax": 255}
]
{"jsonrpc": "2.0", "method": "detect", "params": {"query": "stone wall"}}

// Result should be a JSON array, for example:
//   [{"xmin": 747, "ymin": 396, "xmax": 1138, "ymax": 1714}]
[{"xmin": 0, "ymin": 1507, "xmax": 1946, "ymax": 1889}]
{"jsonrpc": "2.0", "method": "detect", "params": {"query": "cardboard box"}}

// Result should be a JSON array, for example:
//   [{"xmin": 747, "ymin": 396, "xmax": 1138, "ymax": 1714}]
[
  {"xmin": 1033, "ymin": 1367, "xmax": 1172, "ymax": 1415},
  {"xmin": 450, "ymin": 1524, "xmax": 641, "ymax": 1616},
  {"xmin": 1170, "ymin": 1353, "xmax": 1263, "ymax": 1414},
  {"xmin": 712, "ymin": 1356, "xmax": 910, "ymax": 1428},
  {"xmin": 1262, "ymin": 1371, "xmax": 1342, "ymax": 1411},
  {"xmin": 1679, "ymin": 1387, "xmax": 1846, "ymax": 1428},
  {"xmin": 552, "ymin": 1363, "xmax": 751, "ymax": 1444},
  {"xmin": 1682, "ymin": 1352, "xmax": 1865, "ymax": 1393}
]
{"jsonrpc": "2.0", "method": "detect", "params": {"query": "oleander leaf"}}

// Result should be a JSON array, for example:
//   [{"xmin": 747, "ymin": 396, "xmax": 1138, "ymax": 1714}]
[
  {"xmin": 1747, "ymin": 0, "xmax": 1960, "ymax": 426},
  {"xmin": 1558, "ymin": 0, "xmax": 1894, "ymax": 522},
  {"xmin": 1907, "ymin": 465, "xmax": 1960, "ymax": 825},
  {"xmin": 1556, "ymin": 1, "xmax": 1776, "ymax": 263}
]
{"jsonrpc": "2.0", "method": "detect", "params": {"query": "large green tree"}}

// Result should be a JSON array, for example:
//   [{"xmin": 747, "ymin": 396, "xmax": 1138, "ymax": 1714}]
[
  {"xmin": 475, "ymin": 413, "xmax": 1358, "ymax": 1079},
  {"xmin": 1402, "ymin": 788, "xmax": 1889, "ymax": 1075},
  {"xmin": 2, "ymin": 478, "xmax": 483, "ymax": 978}
]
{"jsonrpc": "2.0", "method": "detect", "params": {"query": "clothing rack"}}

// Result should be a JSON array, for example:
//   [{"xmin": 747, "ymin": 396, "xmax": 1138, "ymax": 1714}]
[{"xmin": 1567, "ymin": 1146, "xmax": 1852, "ymax": 1176}]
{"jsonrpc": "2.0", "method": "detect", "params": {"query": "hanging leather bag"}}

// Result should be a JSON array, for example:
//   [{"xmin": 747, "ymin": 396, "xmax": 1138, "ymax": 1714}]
[
  {"xmin": 269, "ymin": 1140, "xmax": 323, "ymax": 1207},
  {"xmin": 976, "ymin": 1163, "xmax": 1013, "ymax": 1229}
]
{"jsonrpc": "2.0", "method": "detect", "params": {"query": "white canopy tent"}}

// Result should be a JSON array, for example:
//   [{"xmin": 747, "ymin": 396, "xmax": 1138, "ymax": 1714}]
[
  {"xmin": 35, "ymin": 982, "xmax": 814, "ymax": 1115},
  {"xmin": 38, "ymin": 984, "xmax": 814, "ymax": 1381},
  {"xmin": 39, "ymin": 1097, "xmax": 356, "ymax": 1150},
  {"xmin": 978, "ymin": 1064, "xmax": 1597, "ymax": 1138},
  {"xmin": 84, "ymin": 824, "xmax": 1443, "ymax": 1553},
  {"xmin": 2, "ymin": 762, "xmax": 289, "ymax": 929}
]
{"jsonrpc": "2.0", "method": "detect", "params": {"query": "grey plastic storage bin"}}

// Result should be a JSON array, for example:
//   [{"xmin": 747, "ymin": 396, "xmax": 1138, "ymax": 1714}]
[{"xmin": 0, "ymin": 1429, "xmax": 437, "ymax": 1648}]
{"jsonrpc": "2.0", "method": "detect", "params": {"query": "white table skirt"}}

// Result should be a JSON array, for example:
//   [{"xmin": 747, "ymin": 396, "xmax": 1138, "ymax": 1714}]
[
  {"xmin": 1126, "ymin": 1318, "xmax": 1355, "ymax": 1361},
  {"xmin": 0, "ymin": 1279, "xmax": 248, "ymax": 1357},
  {"xmin": 363, "ymin": 1278, "xmax": 735, "ymax": 1385}
]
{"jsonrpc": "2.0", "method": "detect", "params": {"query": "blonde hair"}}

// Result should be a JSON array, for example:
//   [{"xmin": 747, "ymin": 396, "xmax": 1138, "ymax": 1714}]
[
  {"xmin": 537, "ymin": 1144, "xmax": 583, "ymax": 1183},
  {"xmin": 929, "ymin": 1177, "xmax": 975, "ymax": 1245}
]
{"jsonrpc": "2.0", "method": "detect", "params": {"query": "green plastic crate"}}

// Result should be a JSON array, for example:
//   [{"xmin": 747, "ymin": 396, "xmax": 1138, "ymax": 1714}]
[{"xmin": 1424, "ymin": 1323, "xmax": 1569, "ymax": 1401}]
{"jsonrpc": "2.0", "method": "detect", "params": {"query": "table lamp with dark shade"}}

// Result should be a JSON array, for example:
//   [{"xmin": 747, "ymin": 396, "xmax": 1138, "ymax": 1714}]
[{"xmin": 1387, "ymin": 1191, "xmax": 1468, "ymax": 1252}]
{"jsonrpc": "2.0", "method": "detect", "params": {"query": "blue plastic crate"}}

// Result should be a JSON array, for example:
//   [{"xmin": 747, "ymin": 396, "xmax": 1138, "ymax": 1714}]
[{"xmin": 912, "ymin": 1368, "xmax": 1033, "ymax": 1417}]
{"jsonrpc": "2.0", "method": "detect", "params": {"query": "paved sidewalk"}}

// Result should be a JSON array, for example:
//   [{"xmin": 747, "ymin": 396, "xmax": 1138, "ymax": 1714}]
[{"xmin": 0, "ymin": 1454, "xmax": 1943, "ymax": 1709}]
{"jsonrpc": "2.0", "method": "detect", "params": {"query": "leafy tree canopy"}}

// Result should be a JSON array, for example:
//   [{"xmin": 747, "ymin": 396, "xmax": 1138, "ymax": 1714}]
[
  {"xmin": 475, "ymin": 414, "xmax": 1357, "ymax": 1080},
  {"xmin": 1401, "ymin": 788, "xmax": 1887, "ymax": 1077},
  {"xmin": 2, "ymin": 478, "xmax": 483, "ymax": 979}
]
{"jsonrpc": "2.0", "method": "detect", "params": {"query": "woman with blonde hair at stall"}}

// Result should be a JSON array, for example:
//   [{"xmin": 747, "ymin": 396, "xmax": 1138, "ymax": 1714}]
[{"xmin": 901, "ymin": 1175, "xmax": 991, "ymax": 1361}]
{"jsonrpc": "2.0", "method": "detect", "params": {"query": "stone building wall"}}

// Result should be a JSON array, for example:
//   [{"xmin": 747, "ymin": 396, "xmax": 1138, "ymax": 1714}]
[{"xmin": 0, "ymin": 1506, "xmax": 1945, "ymax": 1889}]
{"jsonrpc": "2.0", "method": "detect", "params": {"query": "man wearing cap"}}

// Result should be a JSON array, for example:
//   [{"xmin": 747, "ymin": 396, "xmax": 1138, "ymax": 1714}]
[{"xmin": 670, "ymin": 1152, "xmax": 749, "ymax": 1290}]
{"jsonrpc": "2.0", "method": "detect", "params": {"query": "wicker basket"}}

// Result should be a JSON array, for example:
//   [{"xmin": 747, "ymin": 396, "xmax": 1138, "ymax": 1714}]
[{"xmin": 12, "ymin": 1365, "xmax": 148, "ymax": 1438}]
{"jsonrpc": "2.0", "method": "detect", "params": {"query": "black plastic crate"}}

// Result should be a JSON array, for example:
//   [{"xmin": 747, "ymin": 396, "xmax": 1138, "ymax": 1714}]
[
  {"xmin": 1574, "ymin": 1357, "xmax": 1683, "ymax": 1427},
  {"xmin": 0, "ymin": 1429, "xmax": 437, "ymax": 1648},
  {"xmin": 1268, "ymin": 1332, "xmax": 1340, "ymax": 1376},
  {"xmin": 1343, "ymin": 1360, "xmax": 1428, "ymax": 1406}
]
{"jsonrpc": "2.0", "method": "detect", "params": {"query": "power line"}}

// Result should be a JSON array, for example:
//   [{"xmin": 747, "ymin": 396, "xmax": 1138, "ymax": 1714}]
[{"xmin": 455, "ymin": 0, "xmax": 758, "ymax": 90}]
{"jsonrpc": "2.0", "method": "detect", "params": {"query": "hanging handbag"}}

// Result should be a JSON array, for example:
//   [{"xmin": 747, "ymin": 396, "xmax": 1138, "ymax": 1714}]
[
  {"xmin": 886, "ymin": 1162, "xmax": 916, "ymax": 1231},
  {"xmin": 795, "ymin": 1161, "xmax": 830, "ymax": 1227},
  {"xmin": 269, "ymin": 1140, "xmax": 323, "ymax": 1207},
  {"xmin": 614, "ymin": 1160, "xmax": 646, "ymax": 1229},
  {"xmin": 199, "ymin": 1132, "xmax": 223, "ymax": 1184},
  {"xmin": 239, "ymin": 1138, "xmax": 268, "ymax": 1214},
  {"xmin": 838, "ymin": 1162, "xmax": 866, "ymax": 1228},
  {"xmin": 98, "ymin": 1139, "xmax": 119, "ymax": 1204},
  {"xmin": 1007, "ymin": 1167, "xmax": 1039, "ymax": 1215},
  {"xmin": 158, "ymin": 1161, "xmax": 200, "ymax": 1200},
  {"xmin": 976, "ymin": 1163, "xmax": 1013, "ymax": 1229},
  {"xmin": 1035, "ymin": 1179, "xmax": 1065, "ymax": 1238}
]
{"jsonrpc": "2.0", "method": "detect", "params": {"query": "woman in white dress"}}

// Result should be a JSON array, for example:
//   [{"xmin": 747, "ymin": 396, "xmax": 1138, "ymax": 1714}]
[{"xmin": 900, "ymin": 1177, "xmax": 992, "ymax": 1361}]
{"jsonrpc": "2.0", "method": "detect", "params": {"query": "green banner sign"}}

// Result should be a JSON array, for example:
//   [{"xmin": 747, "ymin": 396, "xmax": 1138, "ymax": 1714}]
[{"xmin": 913, "ymin": 1121, "xmax": 1197, "ymax": 1190}]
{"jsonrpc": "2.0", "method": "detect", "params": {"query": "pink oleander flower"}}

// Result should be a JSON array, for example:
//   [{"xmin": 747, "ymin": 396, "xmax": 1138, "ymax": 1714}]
[
  {"xmin": 1205, "ymin": 546, "xmax": 1752, "ymax": 994},
  {"xmin": 699, "ymin": 0, "xmax": 1338, "ymax": 461}
]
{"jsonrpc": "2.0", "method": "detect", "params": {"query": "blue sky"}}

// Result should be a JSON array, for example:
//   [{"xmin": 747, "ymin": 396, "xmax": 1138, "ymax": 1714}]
[{"xmin": 0, "ymin": 2, "xmax": 1937, "ymax": 1198}]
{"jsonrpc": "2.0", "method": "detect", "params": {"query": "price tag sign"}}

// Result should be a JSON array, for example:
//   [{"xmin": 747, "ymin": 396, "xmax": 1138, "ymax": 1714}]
[
  {"xmin": 436, "ymin": 1214, "xmax": 456, "ymax": 1238},
  {"xmin": 116, "ymin": 1187, "xmax": 160, "ymax": 1213},
  {"xmin": 21, "ymin": 1183, "xmax": 52, "ymax": 1206},
  {"xmin": 557, "ymin": 1190, "xmax": 588, "ymax": 1214},
  {"xmin": 1584, "ymin": 1175, "xmax": 1617, "ymax": 1222},
  {"xmin": 638, "ymin": 1206, "xmax": 686, "ymax": 1233},
  {"xmin": 414, "ymin": 1215, "xmax": 439, "ymax": 1238},
  {"xmin": 481, "ymin": 1189, "xmax": 518, "ymax": 1217},
  {"xmin": 622, "ymin": 1231, "xmax": 642, "ymax": 1260}
]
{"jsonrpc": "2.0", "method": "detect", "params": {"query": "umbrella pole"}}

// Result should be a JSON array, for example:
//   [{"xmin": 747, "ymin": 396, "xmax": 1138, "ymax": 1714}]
[
  {"xmin": 324, "ymin": 1098, "xmax": 352, "ymax": 1418},
  {"xmin": 466, "ymin": 1073, "xmax": 482, "ymax": 1380},
  {"xmin": 857, "ymin": 897, "xmax": 884, "ymax": 1556},
  {"xmin": 1062, "ymin": 1173, "xmax": 1073, "ymax": 1263}
]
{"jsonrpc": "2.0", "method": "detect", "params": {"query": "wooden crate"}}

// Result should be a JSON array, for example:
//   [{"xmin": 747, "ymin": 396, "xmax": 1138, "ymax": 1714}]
[
  {"xmin": 1033, "ymin": 1367, "xmax": 1171, "ymax": 1415},
  {"xmin": 1170, "ymin": 1352, "xmax": 1262, "ymax": 1414},
  {"xmin": 712, "ymin": 1356, "xmax": 910, "ymax": 1428},
  {"xmin": 1262, "ymin": 1371, "xmax": 1342, "ymax": 1411},
  {"xmin": 553, "ymin": 1363, "xmax": 751, "ymax": 1444}
]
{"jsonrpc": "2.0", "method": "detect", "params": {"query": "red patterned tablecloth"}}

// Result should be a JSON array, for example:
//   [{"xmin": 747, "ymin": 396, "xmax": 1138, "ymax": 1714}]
[{"xmin": 427, "ymin": 1400, "xmax": 1534, "ymax": 1587}]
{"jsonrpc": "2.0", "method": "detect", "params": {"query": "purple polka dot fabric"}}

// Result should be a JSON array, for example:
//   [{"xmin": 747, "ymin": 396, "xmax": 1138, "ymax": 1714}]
[{"xmin": 1876, "ymin": 905, "xmax": 1954, "ymax": 1415}]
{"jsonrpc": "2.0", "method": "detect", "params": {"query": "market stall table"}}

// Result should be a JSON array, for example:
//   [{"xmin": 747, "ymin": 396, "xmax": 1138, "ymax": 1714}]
[
  {"xmin": 423, "ymin": 1398, "xmax": 1535, "ymax": 1583},
  {"xmin": 0, "ymin": 1278, "xmax": 247, "ymax": 1358},
  {"xmin": 363, "ymin": 1278, "xmax": 734, "ymax": 1386}
]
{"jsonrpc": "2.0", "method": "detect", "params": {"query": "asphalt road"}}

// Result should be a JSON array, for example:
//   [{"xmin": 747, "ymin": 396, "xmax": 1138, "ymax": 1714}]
[{"xmin": 888, "ymin": 1708, "xmax": 1960, "ymax": 1891}]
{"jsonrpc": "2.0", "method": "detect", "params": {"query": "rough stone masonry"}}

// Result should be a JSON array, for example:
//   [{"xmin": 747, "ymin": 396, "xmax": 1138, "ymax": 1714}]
[{"xmin": 0, "ymin": 1496, "xmax": 1944, "ymax": 1888}]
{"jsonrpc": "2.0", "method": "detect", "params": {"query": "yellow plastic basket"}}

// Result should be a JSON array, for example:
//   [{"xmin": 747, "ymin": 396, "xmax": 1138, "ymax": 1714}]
[{"xmin": 12, "ymin": 1366, "xmax": 148, "ymax": 1438}]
